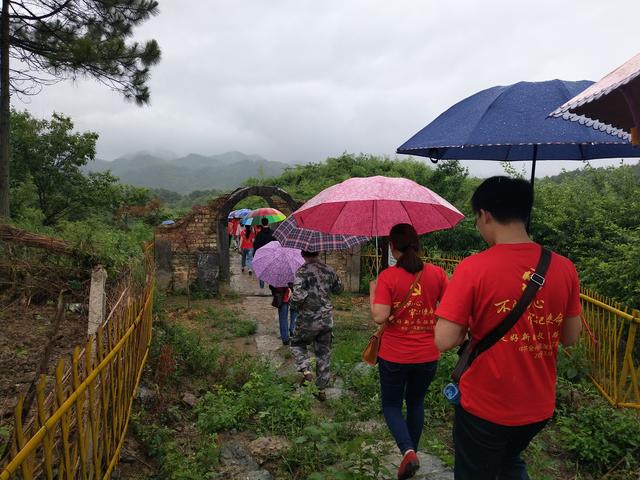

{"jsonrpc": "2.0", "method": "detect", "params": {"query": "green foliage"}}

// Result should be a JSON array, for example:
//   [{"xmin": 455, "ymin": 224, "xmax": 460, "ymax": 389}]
[
  {"xmin": 133, "ymin": 413, "xmax": 219, "ymax": 480},
  {"xmin": 286, "ymin": 422, "xmax": 344, "ymax": 475},
  {"xmin": 194, "ymin": 306, "xmax": 257, "ymax": 338},
  {"xmin": 10, "ymin": 110, "xmax": 159, "ymax": 226},
  {"xmin": 557, "ymin": 403, "xmax": 640, "ymax": 472},
  {"xmin": 9, "ymin": 1, "xmax": 161, "ymax": 105},
  {"xmin": 57, "ymin": 217, "xmax": 152, "ymax": 270},
  {"xmin": 154, "ymin": 321, "xmax": 220, "ymax": 376},
  {"xmin": 534, "ymin": 164, "xmax": 640, "ymax": 307},
  {"xmin": 10, "ymin": 111, "xmax": 98, "ymax": 224},
  {"xmin": 556, "ymin": 344, "xmax": 590, "ymax": 383},
  {"xmin": 196, "ymin": 369, "xmax": 314, "ymax": 436},
  {"xmin": 245, "ymin": 153, "xmax": 436, "ymax": 201}
]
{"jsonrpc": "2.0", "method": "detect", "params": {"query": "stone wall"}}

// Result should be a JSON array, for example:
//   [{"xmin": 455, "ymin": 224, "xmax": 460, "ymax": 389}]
[
  {"xmin": 323, "ymin": 248, "xmax": 361, "ymax": 293},
  {"xmin": 155, "ymin": 200, "xmax": 224, "ymax": 293},
  {"xmin": 154, "ymin": 189, "xmax": 361, "ymax": 294}
]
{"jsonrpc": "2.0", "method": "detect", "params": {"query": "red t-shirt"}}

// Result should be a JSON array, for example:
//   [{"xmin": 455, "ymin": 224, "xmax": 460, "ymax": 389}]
[
  {"xmin": 240, "ymin": 231, "xmax": 254, "ymax": 250},
  {"xmin": 435, "ymin": 243, "xmax": 582, "ymax": 426},
  {"xmin": 229, "ymin": 218, "xmax": 240, "ymax": 235},
  {"xmin": 374, "ymin": 263, "xmax": 448, "ymax": 364}
]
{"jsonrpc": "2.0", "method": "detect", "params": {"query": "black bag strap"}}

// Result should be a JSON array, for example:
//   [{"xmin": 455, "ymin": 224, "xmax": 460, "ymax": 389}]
[{"xmin": 469, "ymin": 246, "xmax": 552, "ymax": 363}]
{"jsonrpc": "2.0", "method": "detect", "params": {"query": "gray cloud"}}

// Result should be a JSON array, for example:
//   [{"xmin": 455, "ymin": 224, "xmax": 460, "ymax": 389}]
[{"xmin": 19, "ymin": 0, "xmax": 640, "ymax": 177}]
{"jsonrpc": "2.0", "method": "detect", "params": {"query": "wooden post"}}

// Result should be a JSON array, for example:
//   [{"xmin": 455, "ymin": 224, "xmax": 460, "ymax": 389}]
[{"xmin": 88, "ymin": 266, "xmax": 107, "ymax": 336}]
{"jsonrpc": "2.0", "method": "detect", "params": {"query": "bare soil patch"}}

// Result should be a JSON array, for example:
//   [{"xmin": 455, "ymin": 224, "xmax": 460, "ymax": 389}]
[{"xmin": 0, "ymin": 303, "xmax": 86, "ymax": 446}]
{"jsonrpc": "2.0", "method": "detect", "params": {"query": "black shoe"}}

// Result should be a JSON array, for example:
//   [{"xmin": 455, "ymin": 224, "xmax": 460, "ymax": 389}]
[{"xmin": 282, "ymin": 340, "xmax": 290, "ymax": 346}]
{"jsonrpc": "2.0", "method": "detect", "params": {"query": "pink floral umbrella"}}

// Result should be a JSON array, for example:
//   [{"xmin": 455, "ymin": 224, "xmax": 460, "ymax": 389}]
[{"xmin": 293, "ymin": 176, "xmax": 464, "ymax": 237}]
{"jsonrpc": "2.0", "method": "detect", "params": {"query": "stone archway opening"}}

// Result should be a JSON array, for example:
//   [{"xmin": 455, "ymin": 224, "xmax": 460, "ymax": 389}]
[{"xmin": 216, "ymin": 186, "xmax": 300, "ymax": 281}]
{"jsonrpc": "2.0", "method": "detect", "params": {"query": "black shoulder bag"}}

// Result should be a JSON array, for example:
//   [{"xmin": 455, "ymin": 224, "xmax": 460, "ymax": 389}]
[{"xmin": 451, "ymin": 246, "xmax": 552, "ymax": 383}]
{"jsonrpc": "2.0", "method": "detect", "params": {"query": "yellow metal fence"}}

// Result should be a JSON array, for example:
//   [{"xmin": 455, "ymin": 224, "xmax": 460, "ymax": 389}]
[
  {"xmin": 361, "ymin": 253, "xmax": 640, "ymax": 409},
  {"xmin": 0, "ymin": 276, "xmax": 155, "ymax": 479}
]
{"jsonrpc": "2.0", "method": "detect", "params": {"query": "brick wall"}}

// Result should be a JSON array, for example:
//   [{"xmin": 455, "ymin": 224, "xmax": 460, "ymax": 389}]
[{"xmin": 155, "ymin": 191, "xmax": 361, "ymax": 294}]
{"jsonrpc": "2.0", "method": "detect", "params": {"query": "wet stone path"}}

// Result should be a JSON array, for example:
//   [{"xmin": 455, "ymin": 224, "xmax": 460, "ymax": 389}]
[{"xmin": 227, "ymin": 250, "xmax": 453, "ymax": 479}]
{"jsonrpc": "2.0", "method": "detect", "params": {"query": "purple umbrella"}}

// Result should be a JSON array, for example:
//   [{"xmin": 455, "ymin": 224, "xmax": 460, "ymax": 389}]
[
  {"xmin": 274, "ymin": 215, "xmax": 369, "ymax": 252},
  {"xmin": 252, "ymin": 241, "xmax": 304, "ymax": 287}
]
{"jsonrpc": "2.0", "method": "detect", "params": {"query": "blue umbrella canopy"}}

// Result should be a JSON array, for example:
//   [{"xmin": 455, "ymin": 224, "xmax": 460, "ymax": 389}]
[
  {"xmin": 397, "ymin": 79, "xmax": 640, "ymax": 172},
  {"xmin": 232, "ymin": 208, "xmax": 252, "ymax": 218}
]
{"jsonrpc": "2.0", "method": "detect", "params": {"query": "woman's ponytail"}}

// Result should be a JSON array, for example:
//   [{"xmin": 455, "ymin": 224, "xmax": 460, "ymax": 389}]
[{"xmin": 389, "ymin": 223, "xmax": 423, "ymax": 274}]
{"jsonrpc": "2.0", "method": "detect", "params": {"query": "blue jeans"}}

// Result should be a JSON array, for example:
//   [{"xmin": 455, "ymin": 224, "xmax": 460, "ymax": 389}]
[
  {"xmin": 453, "ymin": 405, "xmax": 549, "ymax": 480},
  {"xmin": 378, "ymin": 358, "xmax": 438, "ymax": 454},
  {"xmin": 241, "ymin": 248, "xmax": 253, "ymax": 270},
  {"xmin": 278, "ymin": 303, "xmax": 297, "ymax": 342}
]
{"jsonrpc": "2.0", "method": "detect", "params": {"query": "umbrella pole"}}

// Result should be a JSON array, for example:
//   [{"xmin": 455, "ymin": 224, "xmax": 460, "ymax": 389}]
[
  {"xmin": 527, "ymin": 150, "xmax": 538, "ymax": 234},
  {"xmin": 374, "ymin": 201, "xmax": 379, "ymax": 276},
  {"xmin": 375, "ymin": 236, "xmax": 379, "ymax": 276}
]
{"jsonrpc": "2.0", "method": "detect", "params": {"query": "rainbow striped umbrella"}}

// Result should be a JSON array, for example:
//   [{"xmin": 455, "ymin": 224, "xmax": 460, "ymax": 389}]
[{"xmin": 242, "ymin": 207, "xmax": 286, "ymax": 226}]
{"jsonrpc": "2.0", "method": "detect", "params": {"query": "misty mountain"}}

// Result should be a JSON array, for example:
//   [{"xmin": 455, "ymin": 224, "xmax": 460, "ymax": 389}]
[{"xmin": 84, "ymin": 151, "xmax": 289, "ymax": 193}]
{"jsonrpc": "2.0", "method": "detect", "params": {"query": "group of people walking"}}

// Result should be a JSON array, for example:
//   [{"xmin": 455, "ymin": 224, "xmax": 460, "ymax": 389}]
[
  {"xmin": 369, "ymin": 176, "xmax": 582, "ymax": 480},
  {"xmin": 231, "ymin": 176, "xmax": 583, "ymax": 480}
]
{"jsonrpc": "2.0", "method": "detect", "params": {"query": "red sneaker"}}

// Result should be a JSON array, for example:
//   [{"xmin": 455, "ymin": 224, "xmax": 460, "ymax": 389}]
[{"xmin": 397, "ymin": 449, "xmax": 419, "ymax": 480}]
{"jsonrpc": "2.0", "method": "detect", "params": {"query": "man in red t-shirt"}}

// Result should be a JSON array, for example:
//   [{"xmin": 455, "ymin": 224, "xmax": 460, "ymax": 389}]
[{"xmin": 434, "ymin": 176, "xmax": 582, "ymax": 480}]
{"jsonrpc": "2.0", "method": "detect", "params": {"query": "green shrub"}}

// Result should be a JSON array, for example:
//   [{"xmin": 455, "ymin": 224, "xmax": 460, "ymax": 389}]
[
  {"xmin": 196, "ymin": 388, "xmax": 250, "ymax": 432},
  {"xmin": 231, "ymin": 319, "xmax": 257, "ymax": 337},
  {"xmin": 196, "ymin": 369, "xmax": 314, "ymax": 436},
  {"xmin": 556, "ymin": 343, "xmax": 590, "ymax": 383},
  {"xmin": 133, "ymin": 413, "xmax": 219, "ymax": 480},
  {"xmin": 557, "ymin": 402, "xmax": 640, "ymax": 471}
]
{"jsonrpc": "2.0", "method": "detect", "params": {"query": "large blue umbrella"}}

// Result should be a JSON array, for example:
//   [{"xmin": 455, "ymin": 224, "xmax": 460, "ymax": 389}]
[{"xmin": 397, "ymin": 79, "xmax": 640, "ymax": 185}]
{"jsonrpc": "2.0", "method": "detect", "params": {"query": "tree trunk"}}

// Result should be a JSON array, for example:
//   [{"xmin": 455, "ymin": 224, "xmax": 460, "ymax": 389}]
[{"xmin": 0, "ymin": 0, "xmax": 10, "ymax": 218}]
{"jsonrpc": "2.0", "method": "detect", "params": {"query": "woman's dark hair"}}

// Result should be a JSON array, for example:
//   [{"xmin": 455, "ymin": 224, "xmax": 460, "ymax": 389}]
[
  {"xmin": 244, "ymin": 225, "xmax": 252, "ymax": 238},
  {"xmin": 471, "ymin": 176, "xmax": 533, "ymax": 224},
  {"xmin": 389, "ymin": 223, "xmax": 423, "ymax": 274},
  {"xmin": 301, "ymin": 250, "xmax": 319, "ymax": 258}
]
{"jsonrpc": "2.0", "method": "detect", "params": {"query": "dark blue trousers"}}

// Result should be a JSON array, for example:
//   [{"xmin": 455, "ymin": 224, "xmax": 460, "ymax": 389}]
[
  {"xmin": 378, "ymin": 358, "xmax": 438, "ymax": 454},
  {"xmin": 453, "ymin": 405, "xmax": 549, "ymax": 480}
]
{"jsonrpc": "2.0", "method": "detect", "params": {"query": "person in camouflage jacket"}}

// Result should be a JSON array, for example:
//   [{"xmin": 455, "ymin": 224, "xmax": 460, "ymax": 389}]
[{"xmin": 289, "ymin": 251, "xmax": 343, "ymax": 398}]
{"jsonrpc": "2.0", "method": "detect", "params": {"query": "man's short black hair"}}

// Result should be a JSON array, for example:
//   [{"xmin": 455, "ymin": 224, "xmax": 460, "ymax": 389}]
[
  {"xmin": 471, "ymin": 176, "xmax": 533, "ymax": 224},
  {"xmin": 301, "ymin": 250, "xmax": 320, "ymax": 258},
  {"xmin": 261, "ymin": 218, "xmax": 269, "ymax": 226}
]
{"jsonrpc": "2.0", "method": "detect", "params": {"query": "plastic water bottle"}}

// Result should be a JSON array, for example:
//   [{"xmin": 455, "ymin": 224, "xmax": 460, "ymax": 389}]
[{"xmin": 443, "ymin": 383, "xmax": 461, "ymax": 405}]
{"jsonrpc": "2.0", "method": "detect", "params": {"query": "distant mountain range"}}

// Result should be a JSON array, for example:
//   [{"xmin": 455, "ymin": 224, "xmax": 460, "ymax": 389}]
[{"xmin": 83, "ymin": 151, "xmax": 289, "ymax": 193}]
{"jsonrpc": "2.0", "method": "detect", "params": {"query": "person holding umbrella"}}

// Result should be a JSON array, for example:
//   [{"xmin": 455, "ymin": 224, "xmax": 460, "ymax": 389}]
[
  {"xmin": 434, "ymin": 176, "xmax": 582, "ymax": 480},
  {"xmin": 239, "ymin": 225, "xmax": 255, "ymax": 274},
  {"xmin": 269, "ymin": 283, "xmax": 297, "ymax": 345},
  {"xmin": 252, "ymin": 241, "xmax": 304, "ymax": 346},
  {"xmin": 370, "ymin": 223, "xmax": 448, "ymax": 480},
  {"xmin": 289, "ymin": 250, "xmax": 343, "ymax": 401},
  {"xmin": 254, "ymin": 218, "xmax": 276, "ymax": 289}
]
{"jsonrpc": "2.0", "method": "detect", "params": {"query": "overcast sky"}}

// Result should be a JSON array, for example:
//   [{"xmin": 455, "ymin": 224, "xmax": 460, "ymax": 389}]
[{"xmin": 18, "ymin": 0, "xmax": 640, "ymax": 178}]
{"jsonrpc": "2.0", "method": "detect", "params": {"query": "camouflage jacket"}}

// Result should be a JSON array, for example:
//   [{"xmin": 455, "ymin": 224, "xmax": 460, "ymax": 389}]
[{"xmin": 290, "ymin": 259, "xmax": 343, "ymax": 329}]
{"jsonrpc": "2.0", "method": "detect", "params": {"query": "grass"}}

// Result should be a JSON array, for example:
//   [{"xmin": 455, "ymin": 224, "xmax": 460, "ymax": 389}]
[{"xmin": 129, "ymin": 292, "xmax": 640, "ymax": 480}]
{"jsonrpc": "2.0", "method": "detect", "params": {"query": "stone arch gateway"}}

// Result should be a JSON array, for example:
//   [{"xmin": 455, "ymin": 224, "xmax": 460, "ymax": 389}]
[
  {"xmin": 154, "ymin": 186, "xmax": 300, "ymax": 294},
  {"xmin": 216, "ymin": 186, "xmax": 300, "ymax": 281}
]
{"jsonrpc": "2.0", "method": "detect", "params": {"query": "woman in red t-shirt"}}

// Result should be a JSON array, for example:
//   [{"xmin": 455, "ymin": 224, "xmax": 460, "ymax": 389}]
[
  {"xmin": 240, "ymin": 225, "xmax": 255, "ymax": 274},
  {"xmin": 370, "ymin": 223, "xmax": 448, "ymax": 480}
]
